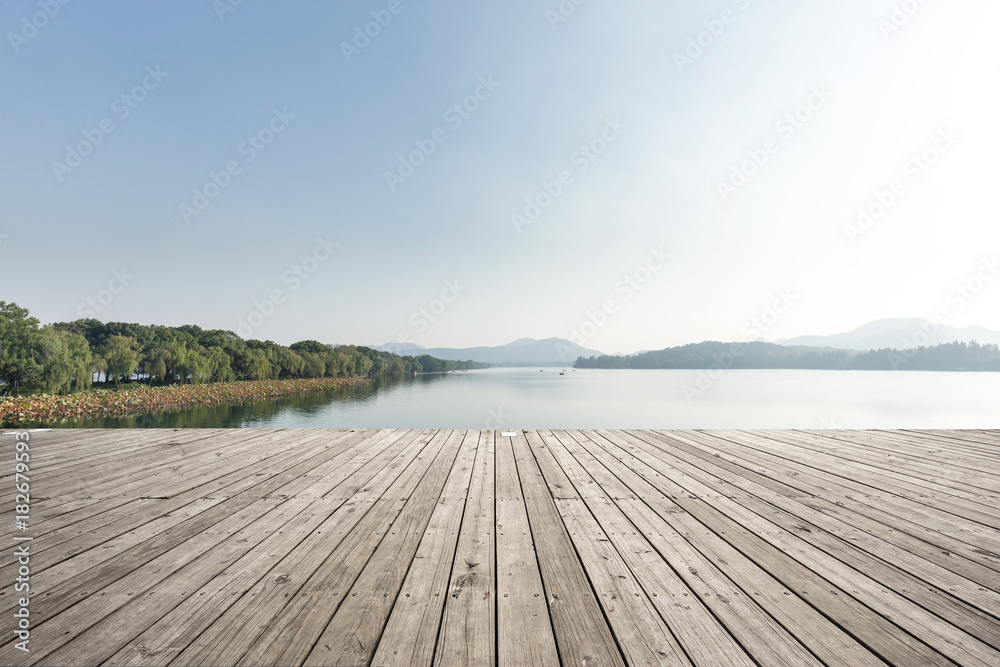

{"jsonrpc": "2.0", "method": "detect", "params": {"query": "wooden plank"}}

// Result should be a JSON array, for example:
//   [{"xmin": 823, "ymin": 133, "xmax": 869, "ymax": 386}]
[
  {"xmin": 0, "ymin": 430, "xmax": 394, "ymax": 665},
  {"xmin": 581, "ymin": 430, "xmax": 887, "ymax": 666},
  {"xmin": 617, "ymin": 430, "xmax": 997, "ymax": 667},
  {"xmin": 720, "ymin": 429, "xmax": 1000, "ymax": 541},
  {"xmin": 234, "ymin": 429, "xmax": 458, "ymax": 666},
  {"xmin": 304, "ymin": 429, "xmax": 467, "ymax": 666},
  {"xmin": 434, "ymin": 431, "xmax": 497, "ymax": 667},
  {"xmin": 595, "ymin": 430, "xmax": 946, "ymax": 665},
  {"xmin": 166, "ymin": 429, "xmax": 441, "ymax": 667},
  {"xmin": 95, "ymin": 429, "xmax": 423, "ymax": 667},
  {"xmin": 494, "ymin": 431, "xmax": 562, "ymax": 667},
  {"xmin": 0, "ymin": 427, "xmax": 995, "ymax": 665},
  {"xmin": 0, "ymin": 429, "xmax": 307, "ymax": 542},
  {"xmin": 753, "ymin": 430, "xmax": 1000, "ymax": 512},
  {"xmin": 549, "ymin": 430, "xmax": 755, "ymax": 667},
  {"xmin": 337, "ymin": 430, "xmax": 477, "ymax": 667},
  {"xmin": 515, "ymin": 431, "xmax": 626, "ymax": 667},
  {"xmin": 638, "ymin": 430, "xmax": 1000, "ymax": 650},
  {"xmin": 0, "ymin": 430, "xmax": 354, "ymax": 598},
  {"xmin": 530, "ymin": 431, "xmax": 693, "ymax": 666},
  {"xmin": 0, "ymin": 428, "xmax": 238, "ymax": 527},
  {"xmin": 673, "ymin": 430, "xmax": 1000, "ymax": 584},
  {"xmin": 565, "ymin": 430, "xmax": 827, "ymax": 667}
]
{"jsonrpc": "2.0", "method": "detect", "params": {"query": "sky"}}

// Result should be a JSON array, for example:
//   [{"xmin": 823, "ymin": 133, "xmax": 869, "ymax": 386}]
[{"xmin": 2, "ymin": 0, "xmax": 999, "ymax": 355}]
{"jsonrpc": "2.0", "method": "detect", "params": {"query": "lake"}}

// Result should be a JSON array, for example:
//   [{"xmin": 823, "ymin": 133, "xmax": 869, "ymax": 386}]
[{"xmin": 38, "ymin": 367, "xmax": 1000, "ymax": 429}]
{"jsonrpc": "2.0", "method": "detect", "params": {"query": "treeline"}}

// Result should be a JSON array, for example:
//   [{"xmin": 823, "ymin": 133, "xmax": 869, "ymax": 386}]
[
  {"xmin": 0, "ymin": 301, "xmax": 487, "ymax": 395},
  {"xmin": 412, "ymin": 355, "xmax": 489, "ymax": 373},
  {"xmin": 574, "ymin": 340, "xmax": 1000, "ymax": 371}
]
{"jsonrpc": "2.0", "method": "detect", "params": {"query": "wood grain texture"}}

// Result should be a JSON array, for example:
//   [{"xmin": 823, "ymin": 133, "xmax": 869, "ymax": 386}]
[{"xmin": 0, "ymin": 428, "xmax": 994, "ymax": 667}]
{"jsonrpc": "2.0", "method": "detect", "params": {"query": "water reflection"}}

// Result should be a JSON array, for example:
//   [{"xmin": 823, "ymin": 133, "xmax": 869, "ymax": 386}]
[
  {"xmin": 33, "ymin": 373, "xmax": 423, "ymax": 429},
  {"xmin": 27, "ymin": 368, "xmax": 1000, "ymax": 430}
]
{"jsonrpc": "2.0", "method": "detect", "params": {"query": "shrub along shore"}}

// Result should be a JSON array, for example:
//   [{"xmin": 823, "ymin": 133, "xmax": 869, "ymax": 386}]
[{"xmin": 0, "ymin": 377, "xmax": 370, "ymax": 427}]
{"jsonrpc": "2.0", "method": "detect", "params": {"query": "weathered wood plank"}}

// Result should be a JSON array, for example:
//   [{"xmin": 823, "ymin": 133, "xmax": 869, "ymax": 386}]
[
  {"xmin": 531, "ymin": 431, "xmax": 693, "ymax": 666},
  {"xmin": 235, "ymin": 429, "xmax": 457, "ymax": 666},
  {"xmin": 359, "ymin": 430, "xmax": 478, "ymax": 667},
  {"xmin": 0, "ymin": 427, "xmax": 995, "ymax": 667},
  {"xmin": 516, "ymin": 430, "xmax": 626, "ymax": 667},
  {"xmin": 168, "ymin": 429, "xmax": 439, "ymax": 667},
  {"xmin": 619, "ymin": 430, "xmax": 998, "ymax": 667},
  {"xmin": 434, "ymin": 431, "xmax": 496, "ymax": 667},
  {"xmin": 305, "ymin": 430, "xmax": 469, "ymax": 666},
  {"xmin": 495, "ymin": 431, "xmax": 562, "ymax": 667}
]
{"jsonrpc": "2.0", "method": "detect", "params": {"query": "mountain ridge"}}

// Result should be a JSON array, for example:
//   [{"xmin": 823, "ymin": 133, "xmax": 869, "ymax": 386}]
[
  {"xmin": 775, "ymin": 318, "xmax": 1000, "ymax": 350},
  {"xmin": 372, "ymin": 337, "xmax": 604, "ymax": 366}
]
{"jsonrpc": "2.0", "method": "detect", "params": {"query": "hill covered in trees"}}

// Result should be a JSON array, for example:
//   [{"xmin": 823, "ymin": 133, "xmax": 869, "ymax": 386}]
[
  {"xmin": 0, "ymin": 301, "xmax": 487, "ymax": 395},
  {"xmin": 573, "ymin": 340, "xmax": 1000, "ymax": 371}
]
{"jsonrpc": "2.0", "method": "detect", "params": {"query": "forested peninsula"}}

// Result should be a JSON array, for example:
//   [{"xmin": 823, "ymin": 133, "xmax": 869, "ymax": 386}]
[
  {"xmin": 574, "ymin": 340, "xmax": 1000, "ymax": 371},
  {"xmin": 0, "ymin": 301, "xmax": 486, "ymax": 425}
]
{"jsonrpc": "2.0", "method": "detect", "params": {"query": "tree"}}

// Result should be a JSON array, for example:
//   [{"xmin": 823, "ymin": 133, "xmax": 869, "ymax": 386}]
[
  {"xmin": 102, "ymin": 335, "xmax": 142, "ymax": 388},
  {"xmin": 249, "ymin": 349, "xmax": 271, "ymax": 380},
  {"xmin": 161, "ymin": 339, "xmax": 189, "ymax": 384},
  {"xmin": 207, "ymin": 346, "xmax": 234, "ymax": 383},
  {"xmin": 143, "ymin": 348, "xmax": 167, "ymax": 386},
  {"xmin": 66, "ymin": 331, "xmax": 96, "ymax": 391},
  {"xmin": 39, "ymin": 328, "xmax": 75, "ymax": 394},
  {"xmin": 0, "ymin": 302, "xmax": 43, "ymax": 394},
  {"xmin": 299, "ymin": 350, "xmax": 326, "ymax": 378},
  {"xmin": 187, "ymin": 346, "xmax": 211, "ymax": 384}
]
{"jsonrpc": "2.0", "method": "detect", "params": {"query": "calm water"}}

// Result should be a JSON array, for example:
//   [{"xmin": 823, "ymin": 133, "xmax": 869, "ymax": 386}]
[{"xmin": 37, "ymin": 368, "xmax": 1000, "ymax": 429}]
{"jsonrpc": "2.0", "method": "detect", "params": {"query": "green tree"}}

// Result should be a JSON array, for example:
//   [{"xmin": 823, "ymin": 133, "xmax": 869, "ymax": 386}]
[
  {"xmin": 39, "ymin": 328, "xmax": 75, "ymax": 394},
  {"xmin": 143, "ymin": 347, "xmax": 167, "ymax": 386},
  {"xmin": 161, "ymin": 339, "xmax": 189, "ymax": 384},
  {"xmin": 103, "ymin": 335, "xmax": 142, "ymax": 388},
  {"xmin": 187, "ymin": 346, "xmax": 211, "ymax": 384},
  {"xmin": 0, "ymin": 302, "xmax": 43, "ymax": 394},
  {"xmin": 207, "ymin": 346, "xmax": 234, "ymax": 383},
  {"xmin": 298, "ymin": 350, "xmax": 326, "ymax": 378},
  {"xmin": 66, "ymin": 331, "xmax": 96, "ymax": 391},
  {"xmin": 249, "ymin": 349, "xmax": 271, "ymax": 380}
]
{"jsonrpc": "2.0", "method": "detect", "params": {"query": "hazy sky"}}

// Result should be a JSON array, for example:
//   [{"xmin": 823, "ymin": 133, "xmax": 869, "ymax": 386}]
[{"xmin": 3, "ymin": 1, "xmax": 999, "ymax": 354}]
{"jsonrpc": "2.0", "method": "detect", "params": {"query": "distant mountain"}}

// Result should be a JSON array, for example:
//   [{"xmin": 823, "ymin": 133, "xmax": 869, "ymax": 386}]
[
  {"xmin": 373, "ymin": 338, "xmax": 604, "ymax": 366},
  {"xmin": 776, "ymin": 318, "xmax": 1000, "ymax": 351}
]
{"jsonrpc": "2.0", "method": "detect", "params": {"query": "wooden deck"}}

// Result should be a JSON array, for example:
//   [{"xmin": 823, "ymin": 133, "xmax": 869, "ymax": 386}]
[{"xmin": 1, "ymin": 428, "xmax": 999, "ymax": 666}]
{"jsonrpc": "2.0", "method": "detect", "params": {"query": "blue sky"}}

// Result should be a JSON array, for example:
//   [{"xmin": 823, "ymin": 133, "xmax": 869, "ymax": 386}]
[{"xmin": 2, "ymin": 0, "xmax": 999, "ymax": 353}]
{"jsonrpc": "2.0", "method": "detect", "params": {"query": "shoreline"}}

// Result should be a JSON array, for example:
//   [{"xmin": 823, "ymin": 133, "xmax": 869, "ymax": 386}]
[{"xmin": 0, "ymin": 377, "xmax": 372, "ymax": 427}]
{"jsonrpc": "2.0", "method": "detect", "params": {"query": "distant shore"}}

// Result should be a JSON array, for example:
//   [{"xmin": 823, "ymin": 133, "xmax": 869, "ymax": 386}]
[{"xmin": 0, "ymin": 377, "xmax": 371, "ymax": 427}]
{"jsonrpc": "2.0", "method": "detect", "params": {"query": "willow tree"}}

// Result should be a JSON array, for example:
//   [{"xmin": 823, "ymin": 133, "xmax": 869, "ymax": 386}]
[
  {"xmin": 0, "ymin": 301, "xmax": 42, "ymax": 395},
  {"xmin": 103, "ymin": 335, "xmax": 142, "ymax": 388}
]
